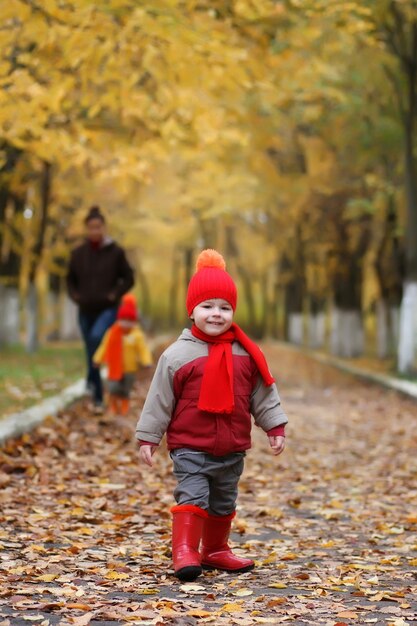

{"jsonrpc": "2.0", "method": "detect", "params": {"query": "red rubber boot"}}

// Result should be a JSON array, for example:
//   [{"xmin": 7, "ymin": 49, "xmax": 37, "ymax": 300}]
[
  {"xmin": 201, "ymin": 512, "xmax": 255, "ymax": 573},
  {"xmin": 120, "ymin": 398, "xmax": 130, "ymax": 415},
  {"xmin": 108, "ymin": 394, "xmax": 120, "ymax": 415},
  {"xmin": 171, "ymin": 504, "xmax": 208, "ymax": 581}
]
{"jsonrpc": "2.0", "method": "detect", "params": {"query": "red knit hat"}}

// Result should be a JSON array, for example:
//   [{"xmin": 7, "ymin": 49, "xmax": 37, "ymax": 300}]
[
  {"xmin": 186, "ymin": 249, "xmax": 237, "ymax": 315},
  {"xmin": 117, "ymin": 297, "xmax": 137, "ymax": 321}
]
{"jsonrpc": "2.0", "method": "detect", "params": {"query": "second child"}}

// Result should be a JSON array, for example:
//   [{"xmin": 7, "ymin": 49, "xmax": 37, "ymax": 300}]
[{"xmin": 94, "ymin": 295, "xmax": 152, "ymax": 415}]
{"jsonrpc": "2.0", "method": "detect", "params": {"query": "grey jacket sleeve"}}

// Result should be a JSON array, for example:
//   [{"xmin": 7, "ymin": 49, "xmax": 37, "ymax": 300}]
[
  {"xmin": 135, "ymin": 352, "xmax": 175, "ymax": 445},
  {"xmin": 250, "ymin": 376, "xmax": 288, "ymax": 432}
]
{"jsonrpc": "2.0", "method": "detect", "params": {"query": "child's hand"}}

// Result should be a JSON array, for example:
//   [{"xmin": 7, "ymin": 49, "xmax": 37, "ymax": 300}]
[
  {"xmin": 138, "ymin": 444, "xmax": 156, "ymax": 466},
  {"xmin": 268, "ymin": 435, "xmax": 285, "ymax": 456}
]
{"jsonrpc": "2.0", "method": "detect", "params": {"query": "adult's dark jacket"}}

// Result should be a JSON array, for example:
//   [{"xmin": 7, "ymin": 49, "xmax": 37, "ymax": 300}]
[{"xmin": 67, "ymin": 237, "xmax": 134, "ymax": 314}]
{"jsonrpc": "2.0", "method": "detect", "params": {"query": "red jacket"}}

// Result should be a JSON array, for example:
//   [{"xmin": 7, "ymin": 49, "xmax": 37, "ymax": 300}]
[{"xmin": 136, "ymin": 330, "xmax": 288, "ymax": 457}]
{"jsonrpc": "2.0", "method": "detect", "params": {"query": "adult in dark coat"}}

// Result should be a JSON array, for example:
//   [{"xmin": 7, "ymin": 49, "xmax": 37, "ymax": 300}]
[{"xmin": 67, "ymin": 206, "xmax": 134, "ymax": 412}]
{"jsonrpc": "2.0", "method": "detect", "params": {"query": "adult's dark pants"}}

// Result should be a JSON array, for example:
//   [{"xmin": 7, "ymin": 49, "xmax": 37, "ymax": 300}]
[{"xmin": 78, "ymin": 307, "xmax": 117, "ymax": 404}]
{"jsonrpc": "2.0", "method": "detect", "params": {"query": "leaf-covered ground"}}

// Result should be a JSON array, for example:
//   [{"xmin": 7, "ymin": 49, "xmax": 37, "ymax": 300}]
[{"xmin": 1, "ymin": 344, "xmax": 416, "ymax": 626}]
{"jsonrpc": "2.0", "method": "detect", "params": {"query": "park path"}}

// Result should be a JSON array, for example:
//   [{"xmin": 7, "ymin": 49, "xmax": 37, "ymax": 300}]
[{"xmin": 0, "ymin": 343, "xmax": 416, "ymax": 626}]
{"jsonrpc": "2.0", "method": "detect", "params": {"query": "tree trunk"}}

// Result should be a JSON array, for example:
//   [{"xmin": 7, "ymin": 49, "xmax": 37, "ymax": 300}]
[
  {"xmin": 398, "ymin": 281, "xmax": 417, "ymax": 373},
  {"xmin": 181, "ymin": 246, "xmax": 194, "ymax": 325},
  {"xmin": 183, "ymin": 247, "xmax": 194, "ymax": 293},
  {"xmin": 26, "ymin": 283, "xmax": 39, "ymax": 353},
  {"xmin": 45, "ymin": 290, "xmax": 60, "ymax": 341},
  {"xmin": 376, "ymin": 299, "xmax": 400, "ymax": 360},
  {"xmin": 374, "ymin": 191, "xmax": 404, "ymax": 359},
  {"xmin": 224, "ymin": 226, "xmax": 258, "ymax": 334},
  {"xmin": 46, "ymin": 271, "xmax": 62, "ymax": 341},
  {"xmin": 398, "ymin": 111, "xmax": 417, "ymax": 371},
  {"xmin": 270, "ymin": 285, "xmax": 281, "ymax": 339},
  {"xmin": 25, "ymin": 161, "xmax": 51, "ymax": 352},
  {"xmin": 237, "ymin": 263, "xmax": 258, "ymax": 335},
  {"xmin": 330, "ymin": 308, "xmax": 364, "ymax": 358},
  {"xmin": 307, "ymin": 295, "xmax": 326, "ymax": 349},
  {"xmin": 270, "ymin": 259, "xmax": 283, "ymax": 339},
  {"xmin": 381, "ymin": 3, "xmax": 417, "ymax": 371},
  {"xmin": 0, "ymin": 194, "xmax": 24, "ymax": 284},
  {"xmin": 0, "ymin": 143, "xmax": 21, "ymax": 262},
  {"xmin": 59, "ymin": 292, "xmax": 80, "ymax": 340},
  {"xmin": 331, "ymin": 255, "xmax": 365, "ymax": 357},
  {"xmin": 284, "ymin": 277, "xmax": 304, "ymax": 345},
  {"xmin": 376, "ymin": 298, "xmax": 390, "ymax": 359},
  {"xmin": 0, "ymin": 285, "xmax": 19, "ymax": 346},
  {"xmin": 259, "ymin": 270, "xmax": 270, "ymax": 338},
  {"xmin": 135, "ymin": 261, "xmax": 151, "ymax": 319}
]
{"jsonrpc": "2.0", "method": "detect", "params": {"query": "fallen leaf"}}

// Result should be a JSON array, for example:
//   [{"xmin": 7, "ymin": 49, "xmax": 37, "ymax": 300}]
[
  {"xmin": 267, "ymin": 598, "xmax": 287, "ymax": 607},
  {"xmin": 366, "ymin": 575, "xmax": 379, "ymax": 584},
  {"xmin": 221, "ymin": 603, "xmax": 244, "ymax": 613},
  {"xmin": 105, "ymin": 571, "xmax": 129, "ymax": 580},
  {"xmin": 69, "ymin": 614, "xmax": 94, "ymax": 626},
  {"xmin": 187, "ymin": 609, "xmax": 213, "ymax": 617},
  {"xmin": 180, "ymin": 584, "xmax": 206, "ymax": 593},
  {"xmin": 233, "ymin": 588, "xmax": 253, "ymax": 597}
]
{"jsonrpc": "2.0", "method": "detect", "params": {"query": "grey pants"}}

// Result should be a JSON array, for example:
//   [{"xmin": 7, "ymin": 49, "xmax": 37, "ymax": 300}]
[
  {"xmin": 107, "ymin": 373, "xmax": 136, "ymax": 398},
  {"xmin": 170, "ymin": 448, "xmax": 245, "ymax": 516}
]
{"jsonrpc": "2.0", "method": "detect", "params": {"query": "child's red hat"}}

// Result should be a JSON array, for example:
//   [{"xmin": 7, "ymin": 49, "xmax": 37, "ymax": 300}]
[
  {"xmin": 186, "ymin": 249, "xmax": 237, "ymax": 315},
  {"xmin": 117, "ymin": 295, "xmax": 137, "ymax": 321}
]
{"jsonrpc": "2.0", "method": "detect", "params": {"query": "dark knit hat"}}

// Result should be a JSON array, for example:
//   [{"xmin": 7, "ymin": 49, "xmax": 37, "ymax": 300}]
[{"xmin": 186, "ymin": 249, "xmax": 237, "ymax": 315}]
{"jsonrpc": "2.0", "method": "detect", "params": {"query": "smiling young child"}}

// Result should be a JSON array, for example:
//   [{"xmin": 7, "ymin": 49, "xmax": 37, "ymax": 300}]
[{"xmin": 135, "ymin": 250, "xmax": 288, "ymax": 581}]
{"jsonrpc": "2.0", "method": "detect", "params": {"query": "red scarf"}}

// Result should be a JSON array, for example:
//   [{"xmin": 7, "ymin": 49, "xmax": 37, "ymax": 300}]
[
  {"xmin": 104, "ymin": 322, "xmax": 124, "ymax": 381},
  {"xmin": 191, "ymin": 323, "xmax": 275, "ymax": 414}
]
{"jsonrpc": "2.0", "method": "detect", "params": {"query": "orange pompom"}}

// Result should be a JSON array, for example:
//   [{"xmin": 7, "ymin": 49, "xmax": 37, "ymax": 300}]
[
  {"xmin": 122, "ymin": 293, "xmax": 137, "ymax": 307},
  {"xmin": 195, "ymin": 249, "xmax": 226, "ymax": 271}
]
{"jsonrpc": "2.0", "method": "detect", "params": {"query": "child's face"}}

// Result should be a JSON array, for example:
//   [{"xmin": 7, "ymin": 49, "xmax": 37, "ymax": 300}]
[
  {"xmin": 191, "ymin": 298, "xmax": 234, "ymax": 336},
  {"xmin": 119, "ymin": 320, "xmax": 135, "ymax": 333}
]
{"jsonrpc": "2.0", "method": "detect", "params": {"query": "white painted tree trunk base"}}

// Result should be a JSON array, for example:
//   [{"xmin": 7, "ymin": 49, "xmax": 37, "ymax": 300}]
[
  {"xmin": 391, "ymin": 306, "xmax": 399, "ymax": 346},
  {"xmin": 308, "ymin": 312, "xmax": 326, "ymax": 349},
  {"xmin": 376, "ymin": 299, "xmax": 389, "ymax": 359},
  {"xmin": 397, "ymin": 281, "xmax": 417, "ymax": 373},
  {"xmin": 330, "ymin": 308, "xmax": 364, "ymax": 358},
  {"xmin": 26, "ymin": 284, "xmax": 39, "ymax": 353},
  {"xmin": 0, "ymin": 286, "xmax": 19, "ymax": 346},
  {"xmin": 288, "ymin": 313, "xmax": 304, "ymax": 345},
  {"xmin": 46, "ymin": 291, "xmax": 60, "ymax": 340},
  {"xmin": 376, "ymin": 300, "xmax": 400, "ymax": 359},
  {"xmin": 60, "ymin": 296, "xmax": 80, "ymax": 340}
]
